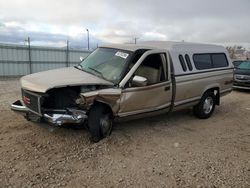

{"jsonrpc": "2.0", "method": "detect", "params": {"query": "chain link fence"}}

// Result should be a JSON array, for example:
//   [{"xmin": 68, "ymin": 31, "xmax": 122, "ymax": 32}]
[{"xmin": 0, "ymin": 43, "xmax": 91, "ymax": 76}]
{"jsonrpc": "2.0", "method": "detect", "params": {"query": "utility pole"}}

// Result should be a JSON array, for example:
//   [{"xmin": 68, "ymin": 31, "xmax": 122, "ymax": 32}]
[
  {"xmin": 134, "ymin": 37, "xmax": 139, "ymax": 44},
  {"xmin": 86, "ymin": 28, "xmax": 89, "ymax": 50},
  {"xmin": 66, "ymin": 40, "xmax": 69, "ymax": 67},
  {"xmin": 25, "ymin": 37, "xmax": 32, "ymax": 74}
]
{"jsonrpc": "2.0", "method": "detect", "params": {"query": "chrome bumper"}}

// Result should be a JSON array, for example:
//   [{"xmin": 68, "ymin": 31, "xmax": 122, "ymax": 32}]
[
  {"xmin": 43, "ymin": 109, "xmax": 87, "ymax": 126},
  {"xmin": 11, "ymin": 100, "xmax": 29, "ymax": 114},
  {"xmin": 11, "ymin": 100, "xmax": 88, "ymax": 126},
  {"xmin": 233, "ymin": 85, "xmax": 250, "ymax": 90}
]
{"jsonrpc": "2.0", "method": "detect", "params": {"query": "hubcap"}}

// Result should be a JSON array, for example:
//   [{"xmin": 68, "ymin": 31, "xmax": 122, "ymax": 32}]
[
  {"xmin": 100, "ymin": 115, "xmax": 112, "ymax": 137},
  {"xmin": 203, "ymin": 97, "xmax": 213, "ymax": 114}
]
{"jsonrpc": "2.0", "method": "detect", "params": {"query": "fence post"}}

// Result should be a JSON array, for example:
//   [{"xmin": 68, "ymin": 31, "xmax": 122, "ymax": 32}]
[
  {"xmin": 66, "ymin": 40, "xmax": 69, "ymax": 67},
  {"xmin": 27, "ymin": 37, "xmax": 32, "ymax": 74}
]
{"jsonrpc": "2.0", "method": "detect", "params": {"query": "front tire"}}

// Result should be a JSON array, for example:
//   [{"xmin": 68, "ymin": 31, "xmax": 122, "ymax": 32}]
[
  {"xmin": 88, "ymin": 104, "xmax": 113, "ymax": 142},
  {"xmin": 193, "ymin": 91, "xmax": 216, "ymax": 119}
]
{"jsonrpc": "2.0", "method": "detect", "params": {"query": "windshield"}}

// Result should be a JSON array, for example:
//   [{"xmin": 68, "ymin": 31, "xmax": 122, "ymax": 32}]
[
  {"xmin": 79, "ymin": 48, "xmax": 131, "ymax": 84},
  {"xmin": 233, "ymin": 61, "xmax": 243, "ymax": 67},
  {"xmin": 237, "ymin": 61, "xmax": 250, "ymax": 70}
]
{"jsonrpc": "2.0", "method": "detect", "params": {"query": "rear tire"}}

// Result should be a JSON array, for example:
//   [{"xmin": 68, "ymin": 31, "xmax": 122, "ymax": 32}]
[
  {"xmin": 88, "ymin": 104, "xmax": 113, "ymax": 142},
  {"xmin": 193, "ymin": 91, "xmax": 216, "ymax": 119}
]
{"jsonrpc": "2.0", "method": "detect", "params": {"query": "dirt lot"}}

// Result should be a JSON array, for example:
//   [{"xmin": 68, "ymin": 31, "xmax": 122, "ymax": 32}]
[{"xmin": 0, "ymin": 78, "xmax": 249, "ymax": 188}]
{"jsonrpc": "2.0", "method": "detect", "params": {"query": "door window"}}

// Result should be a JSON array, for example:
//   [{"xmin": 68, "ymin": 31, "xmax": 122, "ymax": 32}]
[{"xmin": 130, "ymin": 54, "xmax": 166, "ymax": 87}]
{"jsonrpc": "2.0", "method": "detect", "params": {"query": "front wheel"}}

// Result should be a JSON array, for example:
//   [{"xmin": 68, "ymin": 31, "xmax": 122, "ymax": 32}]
[
  {"xmin": 88, "ymin": 104, "xmax": 113, "ymax": 142},
  {"xmin": 193, "ymin": 91, "xmax": 216, "ymax": 119}
]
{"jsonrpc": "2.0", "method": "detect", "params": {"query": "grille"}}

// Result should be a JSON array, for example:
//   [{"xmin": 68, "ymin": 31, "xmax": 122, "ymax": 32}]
[
  {"xmin": 235, "ymin": 74, "xmax": 250, "ymax": 80},
  {"xmin": 22, "ymin": 89, "xmax": 41, "ymax": 114}
]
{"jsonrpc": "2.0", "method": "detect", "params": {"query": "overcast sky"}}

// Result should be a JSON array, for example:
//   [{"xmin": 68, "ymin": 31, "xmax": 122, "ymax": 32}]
[{"xmin": 0, "ymin": 0, "xmax": 249, "ymax": 49}]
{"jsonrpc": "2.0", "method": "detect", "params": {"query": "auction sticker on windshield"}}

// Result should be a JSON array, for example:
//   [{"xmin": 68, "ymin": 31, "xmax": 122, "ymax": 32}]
[{"xmin": 115, "ymin": 51, "xmax": 129, "ymax": 59}]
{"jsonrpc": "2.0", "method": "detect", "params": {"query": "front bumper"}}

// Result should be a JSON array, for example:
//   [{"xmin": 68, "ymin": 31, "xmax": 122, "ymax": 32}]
[
  {"xmin": 11, "ymin": 100, "xmax": 29, "ymax": 114},
  {"xmin": 233, "ymin": 85, "xmax": 250, "ymax": 90},
  {"xmin": 233, "ymin": 80, "xmax": 250, "ymax": 90},
  {"xmin": 11, "ymin": 100, "xmax": 88, "ymax": 126}
]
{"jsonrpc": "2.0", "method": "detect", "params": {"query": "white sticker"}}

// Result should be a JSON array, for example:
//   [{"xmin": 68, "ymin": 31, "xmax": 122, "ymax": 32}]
[{"xmin": 115, "ymin": 51, "xmax": 129, "ymax": 59}]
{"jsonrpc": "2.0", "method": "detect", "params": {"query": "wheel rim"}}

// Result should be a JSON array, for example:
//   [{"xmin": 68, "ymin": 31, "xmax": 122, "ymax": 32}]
[
  {"xmin": 203, "ymin": 96, "xmax": 214, "ymax": 114},
  {"xmin": 100, "ymin": 114, "xmax": 112, "ymax": 137}
]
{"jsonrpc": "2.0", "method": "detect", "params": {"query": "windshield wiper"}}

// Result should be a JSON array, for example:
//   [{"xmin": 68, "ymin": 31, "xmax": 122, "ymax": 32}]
[
  {"xmin": 75, "ymin": 64, "xmax": 106, "ymax": 80},
  {"xmin": 88, "ymin": 67, "xmax": 106, "ymax": 79},
  {"xmin": 74, "ymin": 64, "xmax": 83, "ymax": 70}
]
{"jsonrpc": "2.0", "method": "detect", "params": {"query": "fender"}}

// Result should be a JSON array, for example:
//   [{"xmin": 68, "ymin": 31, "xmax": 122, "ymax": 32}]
[{"xmin": 80, "ymin": 88, "xmax": 122, "ymax": 114}]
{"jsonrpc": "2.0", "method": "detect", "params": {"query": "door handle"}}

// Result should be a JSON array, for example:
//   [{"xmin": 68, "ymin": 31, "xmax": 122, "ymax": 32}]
[{"xmin": 165, "ymin": 86, "xmax": 170, "ymax": 91}]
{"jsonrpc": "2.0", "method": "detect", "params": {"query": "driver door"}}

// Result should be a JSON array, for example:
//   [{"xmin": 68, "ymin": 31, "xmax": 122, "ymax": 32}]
[{"xmin": 118, "ymin": 50, "xmax": 172, "ymax": 117}]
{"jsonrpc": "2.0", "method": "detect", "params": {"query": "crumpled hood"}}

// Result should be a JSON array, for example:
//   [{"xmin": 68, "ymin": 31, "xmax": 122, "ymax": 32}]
[{"xmin": 21, "ymin": 67, "xmax": 113, "ymax": 93}]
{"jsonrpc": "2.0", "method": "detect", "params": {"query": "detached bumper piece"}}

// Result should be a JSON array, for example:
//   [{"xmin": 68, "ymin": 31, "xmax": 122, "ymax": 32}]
[{"xmin": 11, "ymin": 100, "xmax": 88, "ymax": 126}]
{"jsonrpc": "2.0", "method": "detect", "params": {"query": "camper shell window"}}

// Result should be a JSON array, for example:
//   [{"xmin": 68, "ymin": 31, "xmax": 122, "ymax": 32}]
[
  {"xmin": 185, "ymin": 54, "xmax": 193, "ymax": 71},
  {"xmin": 193, "ymin": 54, "xmax": 212, "ymax": 70},
  {"xmin": 193, "ymin": 53, "xmax": 228, "ymax": 70},
  {"xmin": 179, "ymin": 55, "xmax": 187, "ymax": 72},
  {"xmin": 211, "ymin": 53, "xmax": 228, "ymax": 68}
]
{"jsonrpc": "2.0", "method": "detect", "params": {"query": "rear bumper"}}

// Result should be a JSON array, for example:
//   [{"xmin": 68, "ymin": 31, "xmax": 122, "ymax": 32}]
[{"xmin": 11, "ymin": 100, "xmax": 88, "ymax": 126}]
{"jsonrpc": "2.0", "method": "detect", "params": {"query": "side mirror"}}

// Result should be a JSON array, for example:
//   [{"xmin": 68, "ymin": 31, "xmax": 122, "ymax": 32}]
[
  {"xmin": 80, "ymin": 56, "xmax": 84, "ymax": 62},
  {"xmin": 132, "ymin": 75, "xmax": 148, "ymax": 87}
]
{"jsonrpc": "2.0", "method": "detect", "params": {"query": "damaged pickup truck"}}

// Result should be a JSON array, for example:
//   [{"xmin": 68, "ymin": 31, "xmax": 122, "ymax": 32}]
[{"xmin": 11, "ymin": 41, "xmax": 233, "ymax": 142}]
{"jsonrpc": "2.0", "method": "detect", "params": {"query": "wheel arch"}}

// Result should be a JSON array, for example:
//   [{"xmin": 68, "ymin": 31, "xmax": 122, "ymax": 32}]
[
  {"xmin": 202, "ymin": 86, "xmax": 220, "ymax": 105},
  {"xmin": 91, "ymin": 100, "xmax": 114, "ymax": 118}
]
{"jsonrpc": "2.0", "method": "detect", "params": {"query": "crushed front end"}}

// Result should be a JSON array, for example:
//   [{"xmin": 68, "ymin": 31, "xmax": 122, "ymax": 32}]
[{"xmin": 11, "ymin": 88, "xmax": 88, "ymax": 126}]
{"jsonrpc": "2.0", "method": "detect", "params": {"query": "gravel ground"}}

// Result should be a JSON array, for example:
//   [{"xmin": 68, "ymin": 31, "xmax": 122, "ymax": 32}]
[{"xmin": 0, "ymin": 78, "xmax": 250, "ymax": 188}]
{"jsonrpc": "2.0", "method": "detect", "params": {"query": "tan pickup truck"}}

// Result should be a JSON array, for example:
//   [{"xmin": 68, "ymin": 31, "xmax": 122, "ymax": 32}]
[{"xmin": 11, "ymin": 41, "xmax": 233, "ymax": 142}]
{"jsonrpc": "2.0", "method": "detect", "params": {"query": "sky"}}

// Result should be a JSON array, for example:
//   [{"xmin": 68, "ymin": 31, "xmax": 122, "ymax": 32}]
[{"xmin": 0, "ymin": 0, "xmax": 249, "ymax": 49}]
